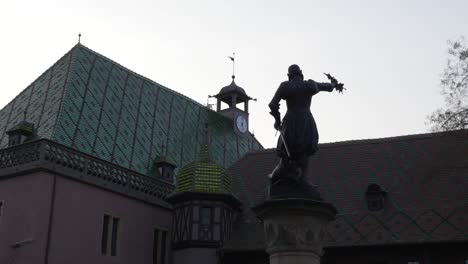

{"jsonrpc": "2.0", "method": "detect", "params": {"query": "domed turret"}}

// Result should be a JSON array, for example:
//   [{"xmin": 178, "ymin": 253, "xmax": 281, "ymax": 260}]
[
  {"xmin": 217, "ymin": 79, "xmax": 249, "ymax": 102},
  {"xmin": 211, "ymin": 76, "xmax": 253, "ymax": 136},
  {"xmin": 175, "ymin": 143, "xmax": 232, "ymax": 194},
  {"xmin": 213, "ymin": 76, "xmax": 252, "ymax": 111},
  {"xmin": 167, "ymin": 125, "xmax": 241, "ymax": 258}
]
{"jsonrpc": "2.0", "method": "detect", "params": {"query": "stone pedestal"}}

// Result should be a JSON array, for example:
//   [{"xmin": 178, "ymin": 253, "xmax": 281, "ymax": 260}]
[{"xmin": 253, "ymin": 198, "xmax": 337, "ymax": 264}]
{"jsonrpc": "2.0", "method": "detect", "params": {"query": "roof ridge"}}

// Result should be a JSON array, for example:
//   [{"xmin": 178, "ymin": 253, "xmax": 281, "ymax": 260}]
[
  {"xmin": 76, "ymin": 44, "xmax": 205, "ymax": 109},
  {"xmin": 244, "ymin": 129, "xmax": 468, "ymax": 155},
  {"xmin": 0, "ymin": 44, "xmax": 80, "ymax": 117},
  {"xmin": 319, "ymin": 129, "xmax": 468, "ymax": 148}
]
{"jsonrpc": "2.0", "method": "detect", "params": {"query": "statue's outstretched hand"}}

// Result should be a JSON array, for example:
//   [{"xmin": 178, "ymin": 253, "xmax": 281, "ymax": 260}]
[
  {"xmin": 324, "ymin": 73, "xmax": 346, "ymax": 93},
  {"xmin": 335, "ymin": 83, "xmax": 345, "ymax": 93}
]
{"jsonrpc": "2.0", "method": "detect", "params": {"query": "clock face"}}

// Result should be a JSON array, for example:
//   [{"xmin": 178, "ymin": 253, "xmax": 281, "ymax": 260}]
[{"xmin": 236, "ymin": 115, "xmax": 248, "ymax": 133}]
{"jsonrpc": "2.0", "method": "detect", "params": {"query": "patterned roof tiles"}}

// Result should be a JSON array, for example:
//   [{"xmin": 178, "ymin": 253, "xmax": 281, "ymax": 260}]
[
  {"xmin": 0, "ymin": 44, "xmax": 263, "ymax": 177},
  {"xmin": 175, "ymin": 143, "xmax": 232, "ymax": 194},
  {"xmin": 226, "ymin": 129, "xmax": 468, "ymax": 249}
]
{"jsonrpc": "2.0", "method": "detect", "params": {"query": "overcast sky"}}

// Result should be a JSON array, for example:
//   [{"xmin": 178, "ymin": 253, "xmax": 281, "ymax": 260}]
[{"xmin": 1, "ymin": 0, "xmax": 467, "ymax": 148}]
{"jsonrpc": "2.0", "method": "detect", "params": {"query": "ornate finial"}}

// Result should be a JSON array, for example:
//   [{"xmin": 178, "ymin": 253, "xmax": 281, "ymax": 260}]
[
  {"xmin": 78, "ymin": 33, "xmax": 81, "ymax": 44},
  {"xmin": 228, "ymin": 52, "xmax": 235, "ymax": 80}
]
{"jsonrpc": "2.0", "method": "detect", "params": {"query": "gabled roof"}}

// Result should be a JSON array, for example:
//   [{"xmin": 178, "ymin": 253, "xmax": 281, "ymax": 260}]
[
  {"xmin": 0, "ymin": 44, "xmax": 263, "ymax": 177},
  {"xmin": 226, "ymin": 129, "xmax": 468, "ymax": 249}
]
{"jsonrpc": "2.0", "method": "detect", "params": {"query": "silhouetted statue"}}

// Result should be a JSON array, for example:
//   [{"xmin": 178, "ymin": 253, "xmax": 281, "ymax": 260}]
[{"xmin": 268, "ymin": 64, "xmax": 344, "ymax": 199}]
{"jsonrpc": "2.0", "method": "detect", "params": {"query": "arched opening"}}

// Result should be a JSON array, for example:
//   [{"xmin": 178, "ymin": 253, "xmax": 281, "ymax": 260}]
[{"xmin": 366, "ymin": 184, "xmax": 386, "ymax": 211}]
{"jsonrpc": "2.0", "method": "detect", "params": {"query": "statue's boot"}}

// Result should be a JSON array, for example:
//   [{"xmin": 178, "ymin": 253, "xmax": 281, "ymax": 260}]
[{"xmin": 268, "ymin": 158, "xmax": 298, "ymax": 198}]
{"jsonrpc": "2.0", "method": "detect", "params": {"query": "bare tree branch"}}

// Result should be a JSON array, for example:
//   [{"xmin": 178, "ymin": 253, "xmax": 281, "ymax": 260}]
[{"xmin": 428, "ymin": 36, "xmax": 468, "ymax": 131}]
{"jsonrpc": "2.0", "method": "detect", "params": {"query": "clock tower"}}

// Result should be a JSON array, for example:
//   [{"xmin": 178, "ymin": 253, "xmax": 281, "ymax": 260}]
[{"xmin": 211, "ymin": 75, "xmax": 253, "ymax": 135}]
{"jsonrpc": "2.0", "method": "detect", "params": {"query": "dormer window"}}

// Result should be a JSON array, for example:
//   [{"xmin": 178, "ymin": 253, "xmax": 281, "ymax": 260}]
[
  {"xmin": 8, "ymin": 135, "xmax": 22, "ymax": 146},
  {"xmin": 6, "ymin": 120, "xmax": 35, "ymax": 147},
  {"xmin": 154, "ymin": 157, "xmax": 177, "ymax": 183},
  {"xmin": 366, "ymin": 184, "xmax": 386, "ymax": 211}
]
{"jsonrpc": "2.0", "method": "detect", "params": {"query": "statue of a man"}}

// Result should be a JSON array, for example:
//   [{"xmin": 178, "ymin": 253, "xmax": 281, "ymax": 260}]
[{"xmin": 268, "ymin": 64, "xmax": 343, "ymax": 198}]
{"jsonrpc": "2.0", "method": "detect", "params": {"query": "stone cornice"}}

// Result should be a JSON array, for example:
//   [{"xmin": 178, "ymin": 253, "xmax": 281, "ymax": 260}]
[{"xmin": 0, "ymin": 139, "xmax": 174, "ymax": 209}]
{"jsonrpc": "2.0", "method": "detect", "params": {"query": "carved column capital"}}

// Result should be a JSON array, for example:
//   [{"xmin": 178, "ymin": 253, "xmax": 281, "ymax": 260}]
[
  {"xmin": 264, "ymin": 218, "xmax": 326, "ymax": 255},
  {"xmin": 254, "ymin": 198, "xmax": 337, "ymax": 264}
]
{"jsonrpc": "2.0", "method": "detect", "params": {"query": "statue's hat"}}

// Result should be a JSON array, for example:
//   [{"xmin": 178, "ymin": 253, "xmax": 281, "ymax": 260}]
[{"xmin": 288, "ymin": 64, "xmax": 302, "ymax": 76}]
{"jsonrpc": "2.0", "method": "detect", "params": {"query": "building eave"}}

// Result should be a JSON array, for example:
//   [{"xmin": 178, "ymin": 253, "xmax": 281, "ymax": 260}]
[{"xmin": 0, "ymin": 139, "xmax": 174, "ymax": 210}]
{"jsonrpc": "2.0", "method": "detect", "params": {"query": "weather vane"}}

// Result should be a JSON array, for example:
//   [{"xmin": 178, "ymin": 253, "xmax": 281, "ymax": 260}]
[{"xmin": 228, "ymin": 52, "xmax": 235, "ymax": 79}]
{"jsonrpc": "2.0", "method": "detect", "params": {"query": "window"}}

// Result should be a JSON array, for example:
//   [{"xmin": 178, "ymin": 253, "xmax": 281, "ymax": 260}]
[
  {"xmin": 200, "ymin": 207, "xmax": 212, "ymax": 241},
  {"xmin": 101, "ymin": 214, "xmax": 120, "ymax": 256},
  {"xmin": 101, "ymin": 215, "xmax": 110, "ymax": 254},
  {"xmin": 0, "ymin": 201, "xmax": 3, "ymax": 223},
  {"xmin": 153, "ymin": 228, "xmax": 168, "ymax": 264},
  {"xmin": 366, "ymin": 184, "xmax": 386, "ymax": 211},
  {"xmin": 110, "ymin": 218, "xmax": 119, "ymax": 256},
  {"xmin": 154, "ymin": 161, "xmax": 176, "ymax": 182},
  {"xmin": 201, "ymin": 207, "xmax": 212, "ymax": 225},
  {"xmin": 8, "ymin": 135, "xmax": 20, "ymax": 146}
]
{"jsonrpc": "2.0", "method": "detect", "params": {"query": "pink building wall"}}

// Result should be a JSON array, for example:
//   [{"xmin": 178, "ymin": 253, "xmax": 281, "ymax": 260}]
[
  {"xmin": 48, "ymin": 176, "xmax": 172, "ymax": 264},
  {"xmin": 0, "ymin": 171, "xmax": 173, "ymax": 264},
  {"xmin": 0, "ymin": 172, "xmax": 54, "ymax": 264}
]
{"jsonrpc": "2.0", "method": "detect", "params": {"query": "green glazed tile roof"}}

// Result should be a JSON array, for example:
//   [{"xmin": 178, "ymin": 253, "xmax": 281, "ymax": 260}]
[
  {"xmin": 0, "ymin": 44, "xmax": 263, "ymax": 177},
  {"xmin": 175, "ymin": 143, "xmax": 232, "ymax": 194}
]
